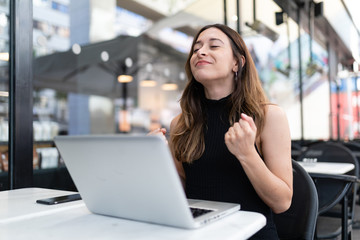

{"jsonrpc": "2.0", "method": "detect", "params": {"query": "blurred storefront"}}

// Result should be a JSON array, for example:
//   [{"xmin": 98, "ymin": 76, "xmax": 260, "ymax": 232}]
[{"xmin": 0, "ymin": 0, "xmax": 359, "ymax": 190}]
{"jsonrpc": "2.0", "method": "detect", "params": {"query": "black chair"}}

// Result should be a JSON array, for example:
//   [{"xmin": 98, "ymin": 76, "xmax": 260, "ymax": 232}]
[
  {"xmin": 291, "ymin": 141, "xmax": 303, "ymax": 160},
  {"xmin": 297, "ymin": 141, "xmax": 359, "ymax": 239},
  {"xmin": 342, "ymin": 141, "xmax": 360, "ymax": 202},
  {"xmin": 297, "ymin": 141, "xmax": 359, "ymax": 177},
  {"xmin": 274, "ymin": 160, "xmax": 318, "ymax": 240},
  {"xmin": 312, "ymin": 173, "xmax": 358, "ymax": 239},
  {"xmin": 342, "ymin": 141, "xmax": 360, "ymax": 174}
]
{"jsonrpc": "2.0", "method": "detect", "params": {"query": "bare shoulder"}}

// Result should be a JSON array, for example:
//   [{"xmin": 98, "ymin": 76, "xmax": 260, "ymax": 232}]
[
  {"xmin": 261, "ymin": 105, "xmax": 291, "ymax": 168},
  {"xmin": 260, "ymin": 104, "xmax": 290, "ymax": 144},
  {"xmin": 265, "ymin": 104, "xmax": 287, "ymax": 123}
]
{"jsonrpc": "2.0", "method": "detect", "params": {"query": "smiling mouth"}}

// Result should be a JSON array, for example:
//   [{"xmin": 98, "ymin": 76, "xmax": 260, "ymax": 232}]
[{"xmin": 196, "ymin": 61, "xmax": 211, "ymax": 66}]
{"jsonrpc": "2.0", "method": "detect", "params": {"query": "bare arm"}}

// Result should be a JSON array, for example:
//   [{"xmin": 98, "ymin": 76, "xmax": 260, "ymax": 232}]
[
  {"xmin": 147, "ymin": 127, "xmax": 167, "ymax": 142},
  {"xmin": 225, "ymin": 105, "xmax": 292, "ymax": 213}
]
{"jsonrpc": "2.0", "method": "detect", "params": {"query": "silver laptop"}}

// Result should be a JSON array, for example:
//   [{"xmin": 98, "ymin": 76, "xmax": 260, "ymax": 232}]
[{"xmin": 54, "ymin": 134, "xmax": 240, "ymax": 229}]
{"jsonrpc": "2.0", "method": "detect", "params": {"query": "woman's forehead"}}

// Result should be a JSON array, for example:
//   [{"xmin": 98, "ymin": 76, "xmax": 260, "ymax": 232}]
[{"xmin": 196, "ymin": 27, "xmax": 230, "ymax": 43}]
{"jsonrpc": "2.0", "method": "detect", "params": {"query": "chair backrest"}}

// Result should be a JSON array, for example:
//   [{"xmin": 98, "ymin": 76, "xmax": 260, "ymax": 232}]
[
  {"xmin": 342, "ymin": 141, "xmax": 360, "ymax": 151},
  {"xmin": 274, "ymin": 160, "xmax": 318, "ymax": 240},
  {"xmin": 297, "ymin": 141, "xmax": 359, "ymax": 177},
  {"xmin": 291, "ymin": 141, "xmax": 303, "ymax": 160},
  {"xmin": 296, "ymin": 141, "xmax": 358, "ymax": 240},
  {"xmin": 297, "ymin": 142, "xmax": 358, "ymax": 212},
  {"xmin": 342, "ymin": 141, "xmax": 360, "ymax": 176}
]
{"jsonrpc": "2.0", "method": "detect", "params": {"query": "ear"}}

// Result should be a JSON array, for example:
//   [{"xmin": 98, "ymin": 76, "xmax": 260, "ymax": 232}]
[
  {"xmin": 232, "ymin": 59, "xmax": 239, "ymax": 73},
  {"xmin": 240, "ymin": 55, "xmax": 245, "ymax": 67},
  {"xmin": 232, "ymin": 55, "xmax": 246, "ymax": 73}
]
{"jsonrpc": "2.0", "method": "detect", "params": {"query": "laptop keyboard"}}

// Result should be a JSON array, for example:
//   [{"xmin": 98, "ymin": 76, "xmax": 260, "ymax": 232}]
[{"xmin": 190, "ymin": 207, "xmax": 213, "ymax": 218}]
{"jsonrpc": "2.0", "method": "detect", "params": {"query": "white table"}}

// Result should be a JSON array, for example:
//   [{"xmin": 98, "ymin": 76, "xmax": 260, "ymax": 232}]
[
  {"xmin": 298, "ymin": 162, "xmax": 355, "ymax": 175},
  {"xmin": 0, "ymin": 188, "xmax": 266, "ymax": 240}
]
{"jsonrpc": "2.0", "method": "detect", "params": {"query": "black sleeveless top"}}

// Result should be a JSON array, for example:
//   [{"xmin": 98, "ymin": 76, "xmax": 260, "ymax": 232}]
[{"xmin": 182, "ymin": 95, "xmax": 278, "ymax": 239}]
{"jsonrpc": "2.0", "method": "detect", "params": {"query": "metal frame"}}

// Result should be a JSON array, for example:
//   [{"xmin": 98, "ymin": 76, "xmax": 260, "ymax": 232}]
[
  {"xmin": 8, "ymin": 0, "xmax": 33, "ymax": 189},
  {"xmin": 296, "ymin": 6, "xmax": 304, "ymax": 141}
]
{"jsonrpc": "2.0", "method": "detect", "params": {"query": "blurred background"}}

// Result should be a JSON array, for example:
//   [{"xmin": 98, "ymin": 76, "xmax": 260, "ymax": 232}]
[{"xmin": 0, "ymin": 0, "xmax": 360, "ymax": 190}]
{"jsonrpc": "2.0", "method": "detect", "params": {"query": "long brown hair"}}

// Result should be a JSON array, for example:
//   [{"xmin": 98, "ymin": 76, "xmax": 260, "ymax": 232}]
[{"xmin": 171, "ymin": 24, "xmax": 269, "ymax": 163}]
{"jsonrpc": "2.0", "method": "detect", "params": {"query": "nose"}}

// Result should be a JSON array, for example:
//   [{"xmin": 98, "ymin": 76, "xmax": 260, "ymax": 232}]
[{"xmin": 197, "ymin": 47, "xmax": 207, "ymax": 56}]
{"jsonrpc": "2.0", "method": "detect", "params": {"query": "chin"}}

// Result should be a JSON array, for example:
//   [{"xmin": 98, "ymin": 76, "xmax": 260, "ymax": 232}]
[{"xmin": 194, "ymin": 75, "xmax": 214, "ymax": 83}]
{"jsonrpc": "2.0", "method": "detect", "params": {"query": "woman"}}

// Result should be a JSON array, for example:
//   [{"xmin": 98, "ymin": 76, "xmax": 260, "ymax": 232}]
[{"xmin": 154, "ymin": 24, "xmax": 292, "ymax": 239}]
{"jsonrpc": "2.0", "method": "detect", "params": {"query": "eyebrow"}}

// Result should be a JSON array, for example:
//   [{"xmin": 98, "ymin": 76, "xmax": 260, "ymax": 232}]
[{"xmin": 194, "ymin": 38, "xmax": 225, "ymax": 45}]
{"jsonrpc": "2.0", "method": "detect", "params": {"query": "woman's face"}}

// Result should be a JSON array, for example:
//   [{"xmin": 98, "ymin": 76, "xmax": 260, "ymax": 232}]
[{"xmin": 190, "ymin": 27, "xmax": 238, "ymax": 87}]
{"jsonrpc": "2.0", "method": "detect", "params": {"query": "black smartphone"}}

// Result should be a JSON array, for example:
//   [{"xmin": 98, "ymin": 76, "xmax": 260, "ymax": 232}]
[{"xmin": 36, "ymin": 193, "xmax": 82, "ymax": 205}]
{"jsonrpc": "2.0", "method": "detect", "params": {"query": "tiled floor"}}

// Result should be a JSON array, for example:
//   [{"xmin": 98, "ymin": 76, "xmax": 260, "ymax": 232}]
[{"xmin": 352, "ymin": 204, "xmax": 360, "ymax": 239}]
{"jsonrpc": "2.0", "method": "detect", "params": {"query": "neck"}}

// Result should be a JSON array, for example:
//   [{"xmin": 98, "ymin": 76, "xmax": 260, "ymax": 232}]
[{"xmin": 204, "ymin": 84, "xmax": 233, "ymax": 100}]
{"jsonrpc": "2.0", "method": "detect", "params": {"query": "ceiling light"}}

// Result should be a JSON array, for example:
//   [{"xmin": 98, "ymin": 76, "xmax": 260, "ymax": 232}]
[
  {"xmin": 72, "ymin": 43, "xmax": 81, "ymax": 55},
  {"xmin": 101, "ymin": 51, "xmax": 109, "ymax": 62},
  {"xmin": 0, "ymin": 91, "xmax": 8, "ymax": 97},
  {"xmin": 162, "ymin": 82, "xmax": 178, "ymax": 91},
  {"xmin": 140, "ymin": 79, "xmax": 157, "ymax": 87},
  {"xmin": 118, "ymin": 75, "xmax": 133, "ymax": 83},
  {"xmin": 0, "ymin": 52, "xmax": 9, "ymax": 61}
]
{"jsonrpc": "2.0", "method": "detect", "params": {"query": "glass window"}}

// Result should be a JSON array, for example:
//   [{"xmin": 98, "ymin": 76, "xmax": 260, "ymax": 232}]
[
  {"xmin": 331, "ymin": 73, "xmax": 360, "ymax": 140},
  {"xmin": 31, "ymin": 0, "xmax": 338, "ymax": 189},
  {"xmin": 302, "ymin": 32, "xmax": 329, "ymax": 140},
  {"xmin": 0, "ymin": 0, "xmax": 8, "ymax": 190},
  {"xmin": 241, "ymin": 0, "xmax": 302, "ymax": 140},
  {"xmin": 32, "ymin": 0, "xmax": 227, "ymax": 189}
]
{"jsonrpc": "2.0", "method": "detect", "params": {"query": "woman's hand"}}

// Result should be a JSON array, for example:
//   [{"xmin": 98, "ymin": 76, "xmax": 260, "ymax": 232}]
[
  {"xmin": 225, "ymin": 113, "xmax": 257, "ymax": 162},
  {"xmin": 147, "ymin": 128, "xmax": 168, "ymax": 144}
]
